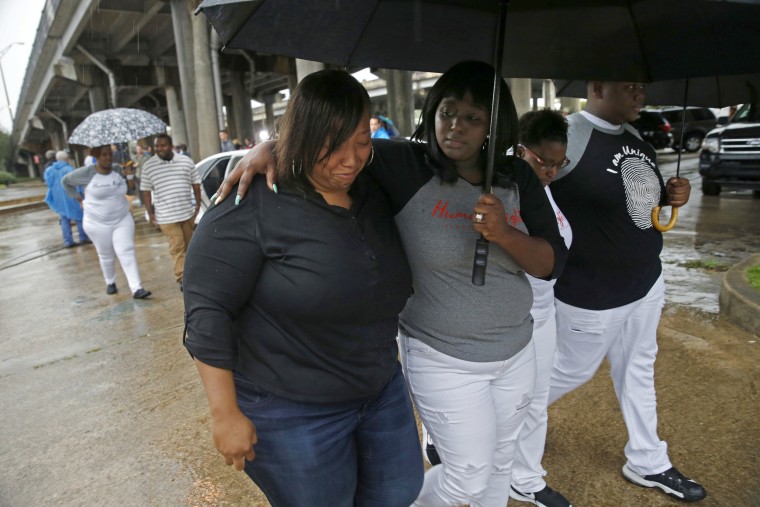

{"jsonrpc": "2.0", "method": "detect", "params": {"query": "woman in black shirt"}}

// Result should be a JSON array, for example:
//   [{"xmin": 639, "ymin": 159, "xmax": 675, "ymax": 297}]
[{"xmin": 183, "ymin": 70, "xmax": 421, "ymax": 507}]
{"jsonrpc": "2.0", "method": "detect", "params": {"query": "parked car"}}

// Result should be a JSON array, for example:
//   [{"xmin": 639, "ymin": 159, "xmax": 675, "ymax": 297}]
[
  {"xmin": 660, "ymin": 107, "xmax": 718, "ymax": 152},
  {"xmin": 630, "ymin": 110, "xmax": 673, "ymax": 150},
  {"xmin": 699, "ymin": 103, "xmax": 760, "ymax": 196},
  {"xmin": 194, "ymin": 149, "xmax": 250, "ymax": 224}
]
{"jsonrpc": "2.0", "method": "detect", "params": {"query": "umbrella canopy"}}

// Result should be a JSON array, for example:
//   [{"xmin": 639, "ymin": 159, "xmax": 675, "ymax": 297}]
[
  {"xmin": 68, "ymin": 108, "xmax": 167, "ymax": 147},
  {"xmin": 197, "ymin": 0, "xmax": 760, "ymax": 81},
  {"xmin": 555, "ymin": 74, "xmax": 760, "ymax": 109}
]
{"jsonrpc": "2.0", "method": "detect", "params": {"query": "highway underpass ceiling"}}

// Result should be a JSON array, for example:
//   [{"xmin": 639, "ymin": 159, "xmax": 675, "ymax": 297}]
[{"xmin": 19, "ymin": 0, "xmax": 290, "ymax": 147}]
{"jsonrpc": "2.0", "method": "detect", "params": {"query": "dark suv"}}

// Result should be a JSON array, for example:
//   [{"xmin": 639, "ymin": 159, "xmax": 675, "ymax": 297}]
[
  {"xmin": 661, "ymin": 107, "xmax": 718, "ymax": 152},
  {"xmin": 699, "ymin": 102, "xmax": 760, "ymax": 196},
  {"xmin": 630, "ymin": 110, "xmax": 673, "ymax": 150}
]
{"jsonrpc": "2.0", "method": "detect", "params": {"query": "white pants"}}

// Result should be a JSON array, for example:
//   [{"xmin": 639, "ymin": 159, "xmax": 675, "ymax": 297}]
[
  {"xmin": 549, "ymin": 275, "xmax": 671, "ymax": 476},
  {"xmin": 83, "ymin": 213, "xmax": 143, "ymax": 293},
  {"xmin": 399, "ymin": 331, "xmax": 535, "ymax": 507},
  {"xmin": 510, "ymin": 307, "xmax": 557, "ymax": 493}
]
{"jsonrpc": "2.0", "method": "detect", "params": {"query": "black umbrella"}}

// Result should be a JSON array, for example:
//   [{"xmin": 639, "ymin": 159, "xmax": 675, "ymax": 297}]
[
  {"xmin": 197, "ymin": 0, "xmax": 760, "ymax": 280},
  {"xmin": 555, "ymin": 75, "xmax": 760, "ymax": 230},
  {"xmin": 197, "ymin": 0, "xmax": 760, "ymax": 81},
  {"xmin": 555, "ymin": 75, "xmax": 760, "ymax": 109}
]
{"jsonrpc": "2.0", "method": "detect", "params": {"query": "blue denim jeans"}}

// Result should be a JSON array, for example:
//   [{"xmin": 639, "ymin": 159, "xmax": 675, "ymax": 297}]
[
  {"xmin": 60, "ymin": 215, "xmax": 87, "ymax": 246},
  {"xmin": 234, "ymin": 364, "xmax": 423, "ymax": 507}
]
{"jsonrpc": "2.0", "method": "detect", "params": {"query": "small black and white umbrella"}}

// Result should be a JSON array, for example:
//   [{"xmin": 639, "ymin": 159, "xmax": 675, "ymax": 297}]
[{"xmin": 68, "ymin": 108, "xmax": 167, "ymax": 147}]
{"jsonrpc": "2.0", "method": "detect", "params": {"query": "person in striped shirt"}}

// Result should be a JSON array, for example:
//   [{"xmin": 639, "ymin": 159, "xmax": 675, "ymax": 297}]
[{"xmin": 140, "ymin": 133, "xmax": 201, "ymax": 290}]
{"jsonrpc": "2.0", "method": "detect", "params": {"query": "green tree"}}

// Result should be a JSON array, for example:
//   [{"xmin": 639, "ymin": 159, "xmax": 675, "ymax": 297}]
[{"xmin": 0, "ymin": 128, "xmax": 10, "ymax": 172}]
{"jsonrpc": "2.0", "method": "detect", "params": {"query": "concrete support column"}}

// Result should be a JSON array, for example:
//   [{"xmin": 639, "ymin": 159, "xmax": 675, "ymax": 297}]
[
  {"xmin": 508, "ymin": 78, "xmax": 532, "ymax": 118},
  {"xmin": 263, "ymin": 94, "xmax": 276, "ymax": 137},
  {"xmin": 88, "ymin": 87, "xmax": 108, "ymax": 112},
  {"xmin": 49, "ymin": 129, "xmax": 63, "ymax": 151},
  {"xmin": 559, "ymin": 97, "xmax": 584, "ymax": 115},
  {"xmin": 26, "ymin": 153, "xmax": 37, "ymax": 178},
  {"xmin": 385, "ymin": 70, "xmax": 414, "ymax": 137},
  {"xmin": 230, "ymin": 70, "xmax": 253, "ymax": 144},
  {"xmin": 223, "ymin": 94, "xmax": 235, "ymax": 138},
  {"xmin": 542, "ymin": 79, "xmax": 556, "ymax": 110},
  {"xmin": 170, "ymin": 0, "xmax": 199, "ymax": 157},
  {"xmin": 209, "ymin": 26, "xmax": 225, "ymax": 130},
  {"xmin": 192, "ymin": 10, "xmax": 218, "ymax": 161},
  {"xmin": 295, "ymin": 59, "xmax": 324, "ymax": 82},
  {"xmin": 165, "ymin": 85, "xmax": 188, "ymax": 146}
]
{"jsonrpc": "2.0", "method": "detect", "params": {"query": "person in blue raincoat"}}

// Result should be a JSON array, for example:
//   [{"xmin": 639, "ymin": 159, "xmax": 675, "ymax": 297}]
[
  {"xmin": 44, "ymin": 151, "xmax": 89, "ymax": 247},
  {"xmin": 370, "ymin": 114, "xmax": 398, "ymax": 139}
]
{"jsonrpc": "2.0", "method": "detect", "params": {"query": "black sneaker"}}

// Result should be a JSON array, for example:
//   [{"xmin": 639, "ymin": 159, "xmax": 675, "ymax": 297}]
[
  {"xmin": 422, "ymin": 425, "xmax": 441, "ymax": 466},
  {"xmin": 106, "ymin": 283, "xmax": 117, "ymax": 295},
  {"xmin": 132, "ymin": 288, "xmax": 152, "ymax": 299},
  {"xmin": 509, "ymin": 485, "xmax": 572, "ymax": 507},
  {"xmin": 622, "ymin": 464, "xmax": 707, "ymax": 502}
]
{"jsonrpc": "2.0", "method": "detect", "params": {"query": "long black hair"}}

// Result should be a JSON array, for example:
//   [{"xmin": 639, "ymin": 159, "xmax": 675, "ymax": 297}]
[{"xmin": 411, "ymin": 60, "xmax": 518, "ymax": 186}]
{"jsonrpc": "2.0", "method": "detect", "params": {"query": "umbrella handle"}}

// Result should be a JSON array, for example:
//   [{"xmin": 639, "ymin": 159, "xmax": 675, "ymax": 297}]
[
  {"xmin": 472, "ymin": 237, "xmax": 489, "ymax": 286},
  {"xmin": 651, "ymin": 205, "xmax": 678, "ymax": 232}
]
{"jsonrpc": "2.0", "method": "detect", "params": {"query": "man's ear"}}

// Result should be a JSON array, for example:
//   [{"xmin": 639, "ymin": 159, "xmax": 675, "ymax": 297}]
[{"xmin": 588, "ymin": 81, "xmax": 604, "ymax": 99}]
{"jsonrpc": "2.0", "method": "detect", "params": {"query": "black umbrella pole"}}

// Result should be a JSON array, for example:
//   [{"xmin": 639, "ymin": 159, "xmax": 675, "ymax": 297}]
[
  {"xmin": 676, "ymin": 79, "xmax": 690, "ymax": 179},
  {"xmin": 471, "ymin": 0, "xmax": 509, "ymax": 286},
  {"xmin": 472, "ymin": 237, "xmax": 490, "ymax": 285}
]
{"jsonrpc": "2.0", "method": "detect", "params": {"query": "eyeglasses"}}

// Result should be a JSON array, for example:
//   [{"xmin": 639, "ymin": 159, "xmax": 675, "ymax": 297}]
[{"xmin": 518, "ymin": 144, "xmax": 570, "ymax": 171}]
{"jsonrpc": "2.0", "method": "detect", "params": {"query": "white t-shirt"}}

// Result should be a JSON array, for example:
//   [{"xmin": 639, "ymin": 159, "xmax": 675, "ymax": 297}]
[
  {"xmin": 528, "ymin": 186, "xmax": 573, "ymax": 326},
  {"xmin": 83, "ymin": 171, "xmax": 130, "ymax": 225}
]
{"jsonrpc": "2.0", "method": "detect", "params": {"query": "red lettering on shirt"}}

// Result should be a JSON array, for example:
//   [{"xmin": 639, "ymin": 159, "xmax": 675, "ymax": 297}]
[{"xmin": 430, "ymin": 201, "xmax": 523, "ymax": 226}]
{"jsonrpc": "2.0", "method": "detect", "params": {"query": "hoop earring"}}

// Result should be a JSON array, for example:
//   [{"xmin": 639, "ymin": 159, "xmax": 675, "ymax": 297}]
[
  {"xmin": 366, "ymin": 146, "xmax": 374, "ymax": 166},
  {"xmin": 291, "ymin": 160, "xmax": 302, "ymax": 178}
]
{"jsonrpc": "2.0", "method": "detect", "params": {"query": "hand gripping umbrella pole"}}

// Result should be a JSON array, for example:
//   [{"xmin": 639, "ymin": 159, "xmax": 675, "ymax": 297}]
[
  {"xmin": 651, "ymin": 79, "xmax": 688, "ymax": 232},
  {"xmin": 472, "ymin": 0, "xmax": 509, "ymax": 286}
]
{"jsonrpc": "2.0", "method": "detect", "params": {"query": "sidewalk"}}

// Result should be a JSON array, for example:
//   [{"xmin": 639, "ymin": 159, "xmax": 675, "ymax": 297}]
[{"xmin": 0, "ymin": 180, "xmax": 48, "ymax": 215}]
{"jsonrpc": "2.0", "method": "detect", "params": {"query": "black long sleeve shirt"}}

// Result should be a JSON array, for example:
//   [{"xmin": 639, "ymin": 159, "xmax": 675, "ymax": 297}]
[{"xmin": 183, "ymin": 173, "xmax": 412, "ymax": 403}]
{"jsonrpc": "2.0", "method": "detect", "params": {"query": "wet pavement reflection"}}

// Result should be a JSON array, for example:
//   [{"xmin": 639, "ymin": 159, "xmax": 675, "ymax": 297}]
[{"xmin": 657, "ymin": 151, "xmax": 760, "ymax": 312}]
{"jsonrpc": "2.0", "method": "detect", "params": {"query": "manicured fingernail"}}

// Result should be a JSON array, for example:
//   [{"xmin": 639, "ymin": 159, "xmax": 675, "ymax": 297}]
[
  {"xmin": 272, "ymin": 183, "xmax": 278, "ymax": 194},
  {"xmin": 210, "ymin": 192, "xmax": 218, "ymax": 202},
  {"xmin": 215, "ymin": 195, "xmax": 222, "ymax": 205},
  {"xmin": 235, "ymin": 195, "xmax": 241, "ymax": 206}
]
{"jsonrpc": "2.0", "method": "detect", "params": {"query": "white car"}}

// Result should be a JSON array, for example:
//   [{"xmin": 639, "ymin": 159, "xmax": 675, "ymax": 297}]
[{"xmin": 194, "ymin": 149, "xmax": 250, "ymax": 225}]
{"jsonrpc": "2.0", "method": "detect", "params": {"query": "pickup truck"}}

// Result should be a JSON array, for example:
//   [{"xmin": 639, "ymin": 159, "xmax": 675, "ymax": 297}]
[{"xmin": 699, "ymin": 102, "xmax": 760, "ymax": 196}]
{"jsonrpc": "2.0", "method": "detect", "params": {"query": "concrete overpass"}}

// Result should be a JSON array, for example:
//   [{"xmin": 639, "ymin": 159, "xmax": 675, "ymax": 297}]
[
  {"xmin": 11, "ymin": 0, "xmax": 578, "ymax": 177},
  {"xmin": 11, "ymin": 0, "xmax": 297, "ymax": 176}
]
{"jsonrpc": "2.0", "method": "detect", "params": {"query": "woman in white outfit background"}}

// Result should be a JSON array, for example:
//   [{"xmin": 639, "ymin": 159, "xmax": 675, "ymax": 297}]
[
  {"xmin": 62, "ymin": 145, "xmax": 151, "ymax": 300},
  {"xmin": 508, "ymin": 110, "xmax": 574, "ymax": 507}
]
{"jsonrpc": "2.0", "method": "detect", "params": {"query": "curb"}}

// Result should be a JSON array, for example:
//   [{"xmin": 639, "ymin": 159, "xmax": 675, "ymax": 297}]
[
  {"xmin": 719, "ymin": 253, "xmax": 760, "ymax": 335},
  {"xmin": 0, "ymin": 201, "xmax": 48, "ymax": 216}
]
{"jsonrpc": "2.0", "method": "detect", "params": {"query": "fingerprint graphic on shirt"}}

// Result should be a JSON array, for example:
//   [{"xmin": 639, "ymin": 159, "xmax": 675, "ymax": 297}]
[{"xmin": 619, "ymin": 156, "xmax": 660, "ymax": 229}]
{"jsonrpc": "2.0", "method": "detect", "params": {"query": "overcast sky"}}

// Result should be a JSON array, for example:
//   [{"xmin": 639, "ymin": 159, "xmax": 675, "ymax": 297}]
[{"xmin": 0, "ymin": 0, "xmax": 47, "ymax": 134}]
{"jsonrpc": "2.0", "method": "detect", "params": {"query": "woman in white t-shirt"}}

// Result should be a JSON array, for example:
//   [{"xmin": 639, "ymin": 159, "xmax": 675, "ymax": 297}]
[
  {"xmin": 509, "ymin": 109, "xmax": 574, "ymax": 506},
  {"xmin": 62, "ymin": 145, "xmax": 151, "ymax": 299}
]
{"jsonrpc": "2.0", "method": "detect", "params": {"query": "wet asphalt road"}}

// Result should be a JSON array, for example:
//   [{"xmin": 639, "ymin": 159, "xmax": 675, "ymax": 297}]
[{"xmin": 0, "ymin": 153, "xmax": 758, "ymax": 506}]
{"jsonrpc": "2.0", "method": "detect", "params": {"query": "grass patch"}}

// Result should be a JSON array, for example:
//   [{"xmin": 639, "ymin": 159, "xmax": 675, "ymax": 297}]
[
  {"xmin": 678, "ymin": 259, "xmax": 730, "ymax": 272},
  {"xmin": 0, "ymin": 171, "xmax": 17, "ymax": 185},
  {"xmin": 747, "ymin": 265, "xmax": 760, "ymax": 292}
]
